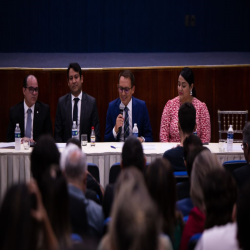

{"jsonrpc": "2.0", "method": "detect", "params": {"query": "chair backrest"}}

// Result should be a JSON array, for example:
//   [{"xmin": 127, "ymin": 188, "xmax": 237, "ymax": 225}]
[
  {"xmin": 188, "ymin": 233, "xmax": 202, "ymax": 250},
  {"xmin": 218, "ymin": 110, "xmax": 248, "ymax": 142},
  {"xmin": 87, "ymin": 163, "xmax": 100, "ymax": 183},
  {"xmin": 174, "ymin": 171, "xmax": 189, "ymax": 183},
  {"xmin": 222, "ymin": 160, "xmax": 247, "ymax": 173},
  {"xmin": 109, "ymin": 163, "xmax": 122, "ymax": 184}
]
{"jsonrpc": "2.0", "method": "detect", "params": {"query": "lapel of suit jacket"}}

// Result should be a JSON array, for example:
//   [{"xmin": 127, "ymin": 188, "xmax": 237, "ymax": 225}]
[
  {"xmin": 20, "ymin": 102, "xmax": 25, "ymax": 138},
  {"xmin": 116, "ymin": 98, "xmax": 122, "ymax": 141},
  {"xmin": 80, "ymin": 92, "xmax": 87, "ymax": 135},
  {"xmin": 132, "ymin": 96, "xmax": 137, "ymax": 127},
  {"xmin": 33, "ymin": 102, "xmax": 40, "ymax": 139},
  {"xmin": 66, "ymin": 93, "xmax": 73, "ymax": 129}
]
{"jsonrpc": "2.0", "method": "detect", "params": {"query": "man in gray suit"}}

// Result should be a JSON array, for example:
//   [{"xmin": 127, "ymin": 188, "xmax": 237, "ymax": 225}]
[{"xmin": 54, "ymin": 63, "xmax": 100, "ymax": 142}]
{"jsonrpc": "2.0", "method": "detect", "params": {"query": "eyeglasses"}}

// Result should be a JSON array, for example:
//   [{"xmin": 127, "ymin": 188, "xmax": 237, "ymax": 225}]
[
  {"xmin": 118, "ymin": 86, "xmax": 133, "ymax": 94},
  {"xmin": 25, "ymin": 86, "xmax": 39, "ymax": 93},
  {"xmin": 241, "ymin": 143, "xmax": 247, "ymax": 150}
]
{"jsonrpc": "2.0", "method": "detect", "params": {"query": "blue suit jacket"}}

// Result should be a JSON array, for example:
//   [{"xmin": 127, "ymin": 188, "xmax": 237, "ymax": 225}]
[{"xmin": 104, "ymin": 97, "xmax": 153, "ymax": 142}]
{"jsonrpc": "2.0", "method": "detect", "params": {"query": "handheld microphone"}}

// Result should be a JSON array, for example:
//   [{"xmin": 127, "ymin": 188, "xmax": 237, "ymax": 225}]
[{"xmin": 118, "ymin": 108, "xmax": 124, "ymax": 134}]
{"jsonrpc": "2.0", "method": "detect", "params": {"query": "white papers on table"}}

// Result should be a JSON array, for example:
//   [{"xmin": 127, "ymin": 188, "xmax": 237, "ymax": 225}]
[
  {"xmin": 142, "ymin": 144, "xmax": 156, "ymax": 150},
  {"xmin": 0, "ymin": 142, "xmax": 15, "ymax": 148},
  {"xmin": 233, "ymin": 144, "xmax": 242, "ymax": 152},
  {"xmin": 56, "ymin": 143, "xmax": 67, "ymax": 149}
]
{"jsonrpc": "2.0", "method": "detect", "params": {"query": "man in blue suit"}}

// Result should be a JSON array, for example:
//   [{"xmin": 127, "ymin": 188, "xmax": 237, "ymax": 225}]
[{"xmin": 104, "ymin": 70, "xmax": 153, "ymax": 142}]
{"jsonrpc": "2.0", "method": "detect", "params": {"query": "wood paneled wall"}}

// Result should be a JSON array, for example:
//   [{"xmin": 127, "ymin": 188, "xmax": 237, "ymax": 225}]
[{"xmin": 1, "ymin": 66, "xmax": 249, "ymax": 143}]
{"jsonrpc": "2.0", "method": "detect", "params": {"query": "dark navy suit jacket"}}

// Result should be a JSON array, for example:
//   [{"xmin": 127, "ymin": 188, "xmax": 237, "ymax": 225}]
[
  {"xmin": 104, "ymin": 97, "xmax": 153, "ymax": 142},
  {"xmin": 54, "ymin": 92, "xmax": 100, "ymax": 143},
  {"xmin": 7, "ymin": 101, "xmax": 53, "ymax": 142}
]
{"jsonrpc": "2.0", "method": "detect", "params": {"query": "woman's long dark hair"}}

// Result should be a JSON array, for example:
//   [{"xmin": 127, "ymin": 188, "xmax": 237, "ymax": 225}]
[
  {"xmin": 145, "ymin": 158, "xmax": 182, "ymax": 242},
  {"xmin": 0, "ymin": 184, "xmax": 39, "ymax": 250}
]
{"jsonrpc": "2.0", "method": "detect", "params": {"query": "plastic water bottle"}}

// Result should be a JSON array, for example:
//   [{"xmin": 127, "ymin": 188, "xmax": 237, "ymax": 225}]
[
  {"xmin": 91, "ymin": 126, "xmax": 95, "ymax": 147},
  {"xmin": 133, "ymin": 123, "xmax": 138, "ymax": 138},
  {"xmin": 15, "ymin": 123, "xmax": 21, "ymax": 150},
  {"xmin": 227, "ymin": 125, "xmax": 234, "ymax": 152},
  {"xmin": 72, "ymin": 121, "xmax": 78, "ymax": 139}
]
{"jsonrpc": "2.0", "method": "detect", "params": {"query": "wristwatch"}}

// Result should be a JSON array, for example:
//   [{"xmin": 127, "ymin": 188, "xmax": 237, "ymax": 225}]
[{"xmin": 140, "ymin": 136, "xmax": 145, "ymax": 142}]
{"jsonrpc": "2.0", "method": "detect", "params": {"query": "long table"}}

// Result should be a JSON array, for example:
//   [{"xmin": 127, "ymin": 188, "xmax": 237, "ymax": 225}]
[{"xmin": 0, "ymin": 142, "xmax": 245, "ymax": 202}]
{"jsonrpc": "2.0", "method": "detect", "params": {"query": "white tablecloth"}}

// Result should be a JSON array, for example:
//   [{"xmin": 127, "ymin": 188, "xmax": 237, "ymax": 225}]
[{"xmin": 0, "ymin": 142, "xmax": 245, "ymax": 201}]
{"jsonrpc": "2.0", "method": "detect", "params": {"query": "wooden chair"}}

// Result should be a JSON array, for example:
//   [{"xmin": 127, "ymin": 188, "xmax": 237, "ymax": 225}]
[{"xmin": 218, "ymin": 110, "xmax": 248, "ymax": 142}]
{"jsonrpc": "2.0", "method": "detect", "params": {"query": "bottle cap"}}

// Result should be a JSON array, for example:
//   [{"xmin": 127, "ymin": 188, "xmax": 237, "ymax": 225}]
[{"xmin": 92, "ymin": 126, "xmax": 94, "ymax": 129}]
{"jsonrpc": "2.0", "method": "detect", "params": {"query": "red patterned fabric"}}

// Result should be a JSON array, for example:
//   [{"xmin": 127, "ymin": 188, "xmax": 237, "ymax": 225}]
[{"xmin": 160, "ymin": 97, "xmax": 211, "ymax": 143}]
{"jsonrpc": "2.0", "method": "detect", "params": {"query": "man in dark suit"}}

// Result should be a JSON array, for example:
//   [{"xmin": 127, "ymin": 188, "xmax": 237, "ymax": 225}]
[
  {"xmin": 7, "ymin": 75, "xmax": 53, "ymax": 142},
  {"xmin": 54, "ymin": 63, "xmax": 100, "ymax": 142},
  {"xmin": 233, "ymin": 122, "xmax": 250, "ymax": 191},
  {"xmin": 104, "ymin": 70, "xmax": 153, "ymax": 142}
]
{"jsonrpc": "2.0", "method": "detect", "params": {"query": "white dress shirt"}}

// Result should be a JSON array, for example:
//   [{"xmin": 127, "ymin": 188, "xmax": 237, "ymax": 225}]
[
  {"xmin": 24, "ymin": 100, "xmax": 35, "ymax": 139},
  {"xmin": 113, "ymin": 98, "xmax": 132, "ymax": 142},
  {"xmin": 71, "ymin": 91, "xmax": 82, "ymax": 128}
]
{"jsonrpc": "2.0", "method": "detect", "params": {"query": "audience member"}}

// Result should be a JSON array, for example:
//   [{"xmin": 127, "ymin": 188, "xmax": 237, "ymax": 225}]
[
  {"xmin": 233, "ymin": 122, "xmax": 250, "ymax": 191},
  {"xmin": 67, "ymin": 137, "xmax": 104, "ymax": 204},
  {"xmin": 163, "ymin": 102, "xmax": 197, "ymax": 171},
  {"xmin": 30, "ymin": 135, "xmax": 72, "ymax": 249},
  {"xmin": 194, "ymin": 169, "xmax": 238, "ymax": 250},
  {"xmin": 102, "ymin": 136, "xmax": 146, "ymax": 219},
  {"xmin": 160, "ymin": 67, "xmax": 210, "ymax": 143},
  {"xmin": 145, "ymin": 158, "xmax": 183, "ymax": 250},
  {"xmin": 7, "ymin": 75, "xmax": 53, "ymax": 142},
  {"xmin": 55, "ymin": 62, "xmax": 100, "ymax": 142},
  {"xmin": 176, "ymin": 135, "xmax": 203, "ymax": 200},
  {"xmin": 237, "ymin": 182, "xmax": 250, "ymax": 250},
  {"xmin": 104, "ymin": 69, "xmax": 153, "ymax": 142},
  {"xmin": 99, "ymin": 167, "xmax": 173, "ymax": 250},
  {"xmin": 0, "ymin": 181, "xmax": 58, "ymax": 250},
  {"xmin": 60, "ymin": 144, "xmax": 104, "ymax": 238},
  {"xmin": 30, "ymin": 135, "xmax": 60, "ymax": 189},
  {"xmin": 179, "ymin": 150, "xmax": 223, "ymax": 250}
]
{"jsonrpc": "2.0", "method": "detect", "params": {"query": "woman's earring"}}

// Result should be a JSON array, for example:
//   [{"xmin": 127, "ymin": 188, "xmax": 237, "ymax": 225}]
[{"xmin": 190, "ymin": 89, "xmax": 192, "ymax": 96}]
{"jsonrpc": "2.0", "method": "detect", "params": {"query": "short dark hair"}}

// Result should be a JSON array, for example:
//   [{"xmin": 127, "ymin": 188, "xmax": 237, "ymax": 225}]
[
  {"xmin": 178, "ymin": 102, "xmax": 196, "ymax": 134},
  {"xmin": 183, "ymin": 134, "xmax": 203, "ymax": 161},
  {"xmin": 118, "ymin": 70, "xmax": 135, "ymax": 87},
  {"xmin": 237, "ymin": 182, "xmax": 250, "ymax": 250},
  {"xmin": 67, "ymin": 63, "xmax": 82, "ymax": 80},
  {"xmin": 180, "ymin": 67, "xmax": 197, "ymax": 98},
  {"xmin": 122, "ymin": 136, "xmax": 144, "ymax": 172},
  {"xmin": 242, "ymin": 122, "xmax": 250, "ymax": 145},
  {"xmin": 203, "ymin": 169, "xmax": 237, "ymax": 230}
]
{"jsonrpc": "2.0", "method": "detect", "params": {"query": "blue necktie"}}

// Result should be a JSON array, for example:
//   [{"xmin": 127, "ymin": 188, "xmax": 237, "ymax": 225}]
[
  {"xmin": 73, "ymin": 98, "xmax": 79, "ymax": 125},
  {"xmin": 25, "ymin": 108, "xmax": 32, "ymax": 138},
  {"xmin": 124, "ymin": 106, "xmax": 129, "ymax": 140}
]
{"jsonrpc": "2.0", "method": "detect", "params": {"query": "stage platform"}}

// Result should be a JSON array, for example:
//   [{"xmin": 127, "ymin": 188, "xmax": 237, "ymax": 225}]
[{"xmin": 0, "ymin": 52, "xmax": 250, "ymax": 68}]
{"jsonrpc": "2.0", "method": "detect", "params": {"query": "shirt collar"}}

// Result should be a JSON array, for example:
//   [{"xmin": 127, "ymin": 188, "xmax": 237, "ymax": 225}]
[
  {"xmin": 23, "ymin": 100, "xmax": 35, "ymax": 113},
  {"xmin": 71, "ymin": 91, "xmax": 82, "ymax": 102},
  {"xmin": 120, "ymin": 97, "xmax": 132, "ymax": 110}
]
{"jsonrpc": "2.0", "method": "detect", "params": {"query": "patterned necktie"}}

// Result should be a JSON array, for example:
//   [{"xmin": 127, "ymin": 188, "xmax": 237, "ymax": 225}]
[
  {"xmin": 124, "ymin": 106, "xmax": 129, "ymax": 140},
  {"xmin": 73, "ymin": 98, "xmax": 80, "ymax": 125},
  {"xmin": 25, "ymin": 108, "xmax": 32, "ymax": 138}
]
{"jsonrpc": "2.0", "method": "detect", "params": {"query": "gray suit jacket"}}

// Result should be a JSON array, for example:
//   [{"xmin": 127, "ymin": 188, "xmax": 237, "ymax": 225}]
[{"xmin": 54, "ymin": 92, "xmax": 100, "ymax": 142}]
